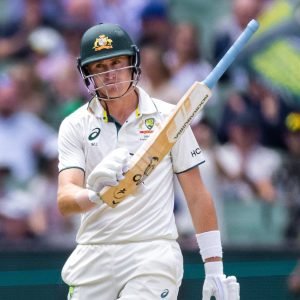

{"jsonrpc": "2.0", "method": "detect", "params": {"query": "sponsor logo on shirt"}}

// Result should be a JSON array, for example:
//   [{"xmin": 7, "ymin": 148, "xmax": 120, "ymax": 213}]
[
  {"xmin": 161, "ymin": 289, "xmax": 169, "ymax": 298},
  {"xmin": 145, "ymin": 118, "xmax": 154, "ymax": 130},
  {"xmin": 138, "ymin": 118, "xmax": 156, "ymax": 140},
  {"xmin": 88, "ymin": 127, "xmax": 101, "ymax": 145},
  {"xmin": 191, "ymin": 147, "xmax": 201, "ymax": 157}
]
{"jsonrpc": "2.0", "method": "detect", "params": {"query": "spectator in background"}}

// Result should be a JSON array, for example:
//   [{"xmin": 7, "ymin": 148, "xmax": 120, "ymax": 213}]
[
  {"xmin": 0, "ymin": 73, "xmax": 56, "ymax": 184},
  {"xmin": 0, "ymin": 191, "xmax": 36, "ymax": 243},
  {"xmin": 247, "ymin": 78, "xmax": 292, "ymax": 149},
  {"xmin": 211, "ymin": 0, "xmax": 265, "ymax": 86},
  {"xmin": 27, "ymin": 26, "xmax": 67, "ymax": 82},
  {"xmin": 217, "ymin": 77, "xmax": 291, "ymax": 149},
  {"xmin": 92, "ymin": 0, "xmax": 148, "ymax": 42},
  {"xmin": 0, "ymin": 0, "xmax": 25, "ymax": 33},
  {"xmin": 9, "ymin": 62, "xmax": 48, "ymax": 117},
  {"xmin": 139, "ymin": 42, "xmax": 181, "ymax": 104},
  {"xmin": 138, "ymin": 0, "xmax": 171, "ymax": 50},
  {"xmin": 0, "ymin": 158, "xmax": 36, "ymax": 243},
  {"xmin": 215, "ymin": 110, "xmax": 281, "ymax": 203},
  {"xmin": 26, "ymin": 25, "xmax": 86, "ymax": 128},
  {"xmin": 45, "ymin": 56, "xmax": 86, "ymax": 129},
  {"xmin": 0, "ymin": 141, "xmax": 68, "ymax": 245},
  {"xmin": 0, "ymin": 0, "xmax": 58, "ymax": 61},
  {"xmin": 165, "ymin": 22, "xmax": 212, "ymax": 96},
  {"xmin": 58, "ymin": 22, "xmax": 87, "ymax": 58},
  {"xmin": 60, "ymin": 0, "xmax": 94, "ymax": 29},
  {"xmin": 26, "ymin": 137, "xmax": 78, "ymax": 246},
  {"xmin": 274, "ymin": 112, "xmax": 300, "ymax": 245}
]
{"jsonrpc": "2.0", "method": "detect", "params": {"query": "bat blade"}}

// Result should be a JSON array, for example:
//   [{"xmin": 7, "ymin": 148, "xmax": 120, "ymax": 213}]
[{"xmin": 100, "ymin": 20, "xmax": 259, "ymax": 207}]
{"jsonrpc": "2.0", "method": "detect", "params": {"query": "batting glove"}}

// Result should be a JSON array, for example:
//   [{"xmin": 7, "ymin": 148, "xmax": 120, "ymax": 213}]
[
  {"xmin": 87, "ymin": 148, "xmax": 130, "ymax": 193},
  {"xmin": 202, "ymin": 261, "xmax": 240, "ymax": 300}
]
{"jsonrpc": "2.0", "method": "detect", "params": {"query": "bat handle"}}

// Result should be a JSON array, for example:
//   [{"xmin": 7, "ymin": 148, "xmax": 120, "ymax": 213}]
[{"xmin": 203, "ymin": 19, "xmax": 259, "ymax": 89}]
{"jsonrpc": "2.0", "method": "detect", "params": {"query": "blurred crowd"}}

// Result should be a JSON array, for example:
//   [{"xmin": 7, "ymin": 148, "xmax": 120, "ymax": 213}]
[{"xmin": 0, "ymin": 0, "xmax": 299, "ymax": 262}]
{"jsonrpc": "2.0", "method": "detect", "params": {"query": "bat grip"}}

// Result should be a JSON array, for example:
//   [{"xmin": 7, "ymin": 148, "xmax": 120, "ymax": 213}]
[{"xmin": 203, "ymin": 19, "xmax": 259, "ymax": 89}]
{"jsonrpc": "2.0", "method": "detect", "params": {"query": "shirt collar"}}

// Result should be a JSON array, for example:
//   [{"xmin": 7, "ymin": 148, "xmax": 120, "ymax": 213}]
[
  {"xmin": 87, "ymin": 86, "xmax": 158, "ymax": 122},
  {"xmin": 136, "ymin": 86, "xmax": 158, "ymax": 116}
]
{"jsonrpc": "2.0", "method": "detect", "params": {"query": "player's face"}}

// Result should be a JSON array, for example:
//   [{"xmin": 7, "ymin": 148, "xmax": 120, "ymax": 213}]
[{"xmin": 87, "ymin": 56, "xmax": 133, "ymax": 99}]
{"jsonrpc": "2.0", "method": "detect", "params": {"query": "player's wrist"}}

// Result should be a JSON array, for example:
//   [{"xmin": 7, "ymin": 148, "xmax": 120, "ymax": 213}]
[
  {"xmin": 204, "ymin": 261, "xmax": 224, "ymax": 276},
  {"xmin": 74, "ymin": 189, "xmax": 102, "ymax": 211},
  {"xmin": 87, "ymin": 190, "xmax": 103, "ymax": 205},
  {"xmin": 196, "ymin": 230, "xmax": 223, "ymax": 262}
]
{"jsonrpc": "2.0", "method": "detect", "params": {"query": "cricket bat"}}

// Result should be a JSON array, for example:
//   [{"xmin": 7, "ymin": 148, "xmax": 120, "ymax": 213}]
[{"xmin": 100, "ymin": 19, "xmax": 260, "ymax": 207}]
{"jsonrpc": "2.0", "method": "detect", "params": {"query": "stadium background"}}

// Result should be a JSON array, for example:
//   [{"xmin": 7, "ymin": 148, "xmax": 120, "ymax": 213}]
[{"xmin": 0, "ymin": 246, "xmax": 298, "ymax": 299}]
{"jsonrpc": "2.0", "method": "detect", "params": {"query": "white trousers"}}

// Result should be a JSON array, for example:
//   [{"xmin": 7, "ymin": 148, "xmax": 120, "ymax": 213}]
[{"xmin": 62, "ymin": 240, "xmax": 184, "ymax": 300}]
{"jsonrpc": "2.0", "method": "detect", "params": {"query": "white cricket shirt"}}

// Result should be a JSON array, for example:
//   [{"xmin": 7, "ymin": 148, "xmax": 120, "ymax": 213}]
[{"xmin": 58, "ymin": 87, "xmax": 204, "ymax": 244}]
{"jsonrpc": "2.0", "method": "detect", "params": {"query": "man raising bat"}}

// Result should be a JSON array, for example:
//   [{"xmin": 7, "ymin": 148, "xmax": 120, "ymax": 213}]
[{"xmin": 57, "ymin": 22, "xmax": 248, "ymax": 299}]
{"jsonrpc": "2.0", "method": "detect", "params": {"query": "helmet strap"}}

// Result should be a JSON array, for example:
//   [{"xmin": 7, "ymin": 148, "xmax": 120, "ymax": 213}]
[{"xmin": 77, "ymin": 57, "xmax": 91, "ymax": 89}]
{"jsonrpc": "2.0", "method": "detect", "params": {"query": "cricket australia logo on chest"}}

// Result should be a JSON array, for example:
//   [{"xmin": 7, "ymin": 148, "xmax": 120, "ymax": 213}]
[
  {"xmin": 138, "ymin": 117, "xmax": 156, "ymax": 141},
  {"xmin": 88, "ymin": 127, "xmax": 101, "ymax": 146}
]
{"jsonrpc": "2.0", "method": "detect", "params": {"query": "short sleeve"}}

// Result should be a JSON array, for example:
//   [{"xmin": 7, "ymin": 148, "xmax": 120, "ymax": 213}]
[
  {"xmin": 171, "ymin": 126, "xmax": 205, "ymax": 173},
  {"xmin": 58, "ymin": 117, "xmax": 85, "ymax": 172}
]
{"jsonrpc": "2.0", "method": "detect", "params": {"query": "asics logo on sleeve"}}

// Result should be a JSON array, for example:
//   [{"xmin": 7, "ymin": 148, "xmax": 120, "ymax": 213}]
[{"xmin": 88, "ymin": 127, "xmax": 101, "ymax": 140}]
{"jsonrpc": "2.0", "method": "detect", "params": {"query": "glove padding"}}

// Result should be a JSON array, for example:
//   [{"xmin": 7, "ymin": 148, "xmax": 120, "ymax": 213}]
[
  {"xmin": 87, "ymin": 148, "xmax": 130, "ymax": 192},
  {"xmin": 202, "ymin": 262, "xmax": 240, "ymax": 300}
]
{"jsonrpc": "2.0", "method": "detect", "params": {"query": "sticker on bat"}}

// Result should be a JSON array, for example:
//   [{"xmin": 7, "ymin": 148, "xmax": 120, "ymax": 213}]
[
  {"xmin": 133, "ymin": 156, "xmax": 159, "ymax": 185},
  {"xmin": 113, "ymin": 188, "xmax": 127, "ymax": 201}
]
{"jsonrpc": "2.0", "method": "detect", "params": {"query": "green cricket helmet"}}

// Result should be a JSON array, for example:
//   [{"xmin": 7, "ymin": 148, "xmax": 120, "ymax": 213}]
[{"xmin": 77, "ymin": 23, "xmax": 141, "ymax": 98}]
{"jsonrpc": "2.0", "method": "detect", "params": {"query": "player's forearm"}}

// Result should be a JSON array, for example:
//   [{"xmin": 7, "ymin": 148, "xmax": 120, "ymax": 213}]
[
  {"xmin": 57, "ymin": 183, "xmax": 96, "ymax": 216},
  {"xmin": 184, "ymin": 186, "xmax": 222, "ymax": 262},
  {"xmin": 193, "ymin": 192, "xmax": 222, "ymax": 263},
  {"xmin": 187, "ymin": 189, "xmax": 219, "ymax": 234}
]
